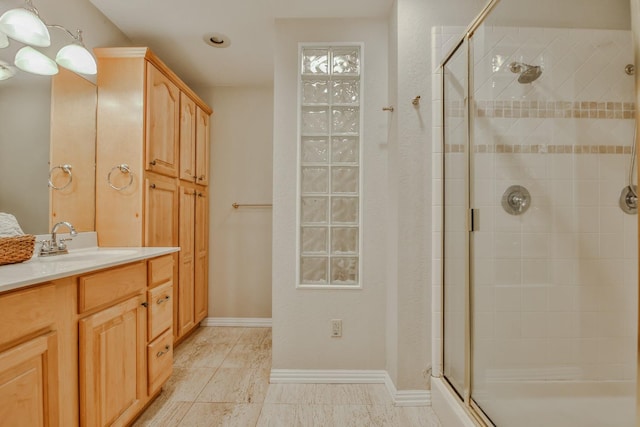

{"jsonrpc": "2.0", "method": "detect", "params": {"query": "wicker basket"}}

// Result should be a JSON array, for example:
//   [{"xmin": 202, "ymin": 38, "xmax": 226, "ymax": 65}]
[{"xmin": 0, "ymin": 235, "xmax": 36, "ymax": 266}]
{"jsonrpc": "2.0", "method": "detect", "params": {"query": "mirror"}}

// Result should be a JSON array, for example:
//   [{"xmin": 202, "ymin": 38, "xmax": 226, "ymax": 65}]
[
  {"xmin": 0, "ymin": 69, "xmax": 96, "ymax": 235},
  {"xmin": 0, "ymin": 76, "xmax": 52, "ymax": 234}
]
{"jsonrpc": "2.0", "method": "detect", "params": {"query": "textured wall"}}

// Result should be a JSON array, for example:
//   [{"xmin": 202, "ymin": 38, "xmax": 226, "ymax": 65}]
[{"xmin": 272, "ymin": 17, "xmax": 389, "ymax": 371}]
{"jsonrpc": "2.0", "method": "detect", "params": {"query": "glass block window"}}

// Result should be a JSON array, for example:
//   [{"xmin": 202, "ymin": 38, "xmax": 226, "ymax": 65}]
[{"xmin": 298, "ymin": 45, "xmax": 362, "ymax": 288}]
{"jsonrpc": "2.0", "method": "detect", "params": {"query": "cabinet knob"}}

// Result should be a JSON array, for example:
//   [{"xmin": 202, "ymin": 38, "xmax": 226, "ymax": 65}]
[
  {"xmin": 141, "ymin": 301, "xmax": 149, "ymax": 308},
  {"xmin": 198, "ymin": 175, "xmax": 205, "ymax": 181},
  {"xmin": 150, "ymin": 183, "xmax": 156, "ymax": 189},
  {"xmin": 156, "ymin": 345, "xmax": 171, "ymax": 358},
  {"xmin": 157, "ymin": 295, "xmax": 171, "ymax": 305},
  {"xmin": 150, "ymin": 160, "xmax": 157, "ymax": 166},
  {"xmin": 197, "ymin": 192, "xmax": 204, "ymax": 198}
]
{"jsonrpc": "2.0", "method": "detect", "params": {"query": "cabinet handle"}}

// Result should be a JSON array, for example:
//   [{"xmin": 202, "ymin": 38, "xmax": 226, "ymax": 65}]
[
  {"xmin": 198, "ymin": 175, "xmax": 205, "ymax": 181},
  {"xmin": 197, "ymin": 193, "xmax": 204, "ymax": 198},
  {"xmin": 156, "ymin": 345, "xmax": 171, "ymax": 358},
  {"xmin": 192, "ymin": 175, "xmax": 198, "ymax": 180},
  {"xmin": 141, "ymin": 301, "xmax": 149, "ymax": 308},
  {"xmin": 150, "ymin": 183, "xmax": 156, "ymax": 189},
  {"xmin": 150, "ymin": 160, "xmax": 157, "ymax": 166},
  {"xmin": 157, "ymin": 295, "xmax": 171, "ymax": 305}
]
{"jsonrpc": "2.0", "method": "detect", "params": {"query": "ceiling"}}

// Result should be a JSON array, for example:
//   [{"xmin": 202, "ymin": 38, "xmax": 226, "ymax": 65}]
[{"xmin": 88, "ymin": 0, "xmax": 394, "ymax": 88}]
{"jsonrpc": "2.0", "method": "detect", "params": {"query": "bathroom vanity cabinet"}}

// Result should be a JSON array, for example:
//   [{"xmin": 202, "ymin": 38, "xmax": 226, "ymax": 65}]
[
  {"xmin": 0, "ymin": 252, "xmax": 175, "ymax": 427},
  {"xmin": 94, "ymin": 47, "xmax": 212, "ymax": 343}
]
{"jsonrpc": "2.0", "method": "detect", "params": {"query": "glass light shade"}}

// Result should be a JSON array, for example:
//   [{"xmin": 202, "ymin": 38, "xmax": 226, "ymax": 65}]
[
  {"xmin": 0, "ymin": 61, "xmax": 16, "ymax": 80},
  {"xmin": 56, "ymin": 43, "xmax": 96, "ymax": 75},
  {"xmin": 0, "ymin": 8, "xmax": 50, "ymax": 47},
  {"xmin": 0, "ymin": 31, "xmax": 8, "ymax": 48},
  {"xmin": 15, "ymin": 46, "xmax": 58, "ymax": 75}
]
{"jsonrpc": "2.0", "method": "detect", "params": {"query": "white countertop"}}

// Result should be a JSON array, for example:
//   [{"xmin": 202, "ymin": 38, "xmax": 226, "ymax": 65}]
[{"xmin": 0, "ymin": 232, "xmax": 179, "ymax": 293}]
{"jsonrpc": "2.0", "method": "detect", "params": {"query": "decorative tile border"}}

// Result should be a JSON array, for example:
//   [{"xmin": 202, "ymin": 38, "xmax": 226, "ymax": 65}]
[
  {"xmin": 444, "ymin": 144, "xmax": 633, "ymax": 154},
  {"xmin": 445, "ymin": 100, "xmax": 636, "ymax": 119}
]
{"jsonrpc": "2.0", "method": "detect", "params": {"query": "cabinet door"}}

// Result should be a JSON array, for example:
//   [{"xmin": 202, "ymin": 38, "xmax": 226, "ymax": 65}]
[
  {"xmin": 0, "ymin": 332, "xmax": 59, "ymax": 427},
  {"xmin": 194, "ymin": 189, "xmax": 209, "ymax": 323},
  {"xmin": 179, "ymin": 93, "xmax": 197, "ymax": 182},
  {"xmin": 146, "ymin": 64, "xmax": 180, "ymax": 177},
  {"xmin": 145, "ymin": 174, "xmax": 178, "ymax": 247},
  {"xmin": 178, "ymin": 185, "xmax": 196, "ymax": 338},
  {"xmin": 195, "ymin": 107, "xmax": 210, "ymax": 186},
  {"xmin": 79, "ymin": 295, "xmax": 146, "ymax": 427}
]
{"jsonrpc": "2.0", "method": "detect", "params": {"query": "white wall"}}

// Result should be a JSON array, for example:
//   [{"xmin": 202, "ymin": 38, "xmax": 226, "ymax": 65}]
[
  {"xmin": 387, "ymin": 0, "xmax": 487, "ymax": 391},
  {"xmin": 272, "ymin": 18, "xmax": 389, "ymax": 370},
  {"xmin": 202, "ymin": 85, "xmax": 274, "ymax": 319},
  {"xmin": 0, "ymin": 0, "xmax": 130, "ymax": 234}
]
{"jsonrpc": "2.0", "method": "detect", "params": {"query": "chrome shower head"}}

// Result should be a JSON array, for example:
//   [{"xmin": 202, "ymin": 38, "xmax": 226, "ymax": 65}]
[{"xmin": 508, "ymin": 62, "xmax": 542, "ymax": 84}]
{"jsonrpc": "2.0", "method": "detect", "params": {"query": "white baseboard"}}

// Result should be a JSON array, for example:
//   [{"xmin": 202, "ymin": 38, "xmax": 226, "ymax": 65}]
[
  {"xmin": 383, "ymin": 374, "xmax": 431, "ymax": 406},
  {"xmin": 270, "ymin": 369, "xmax": 388, "ymax": 384},
  {"xmin": 270, "ymin": 369, "xmax": 431, "ymax": 406},
  {"xmin": 201, "ymin": 317, "xmax": 272, "ymax": 327}
]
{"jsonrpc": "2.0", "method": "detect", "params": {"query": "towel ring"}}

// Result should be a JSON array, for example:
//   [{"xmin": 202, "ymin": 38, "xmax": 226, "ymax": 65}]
[
  {"xmin": 48, "ymin": 164, "xmax": 73, "ymax": 190},
  {"xmin": 107, "ymin": 164, "xmax": 134, "ymax": 191}
]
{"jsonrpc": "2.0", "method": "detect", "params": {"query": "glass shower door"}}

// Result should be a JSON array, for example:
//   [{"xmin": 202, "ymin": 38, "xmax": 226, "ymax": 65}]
[{"xmin": 468, "ymin": 13, "xmax": 637, "ymax": 426}]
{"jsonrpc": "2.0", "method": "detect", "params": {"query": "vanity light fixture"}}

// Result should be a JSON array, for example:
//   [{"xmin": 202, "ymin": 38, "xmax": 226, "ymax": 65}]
[
  {"xmin": 14, "ymin": 45, "xmax": 57, "ymax": 75},
  {"xmin": 0, "ymin": 60, "xmax": 16, "ymax": 80},
  {"xmin": 50, "ymin": 27, "xmax": 96, "ymax": 75},
  {"xmin": 0, "ymin": 31, "xmax": 9, "ymax": 49},
  {"xmin": 0, "ymin": 0, "xmax": 97, "ymax": 79},
  {"xmin": 0, "ymin": 0, "xmax": 50, "ymax": 47}
]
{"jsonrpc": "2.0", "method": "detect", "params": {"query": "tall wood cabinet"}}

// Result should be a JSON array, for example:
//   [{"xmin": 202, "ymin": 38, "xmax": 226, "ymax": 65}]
[{"xmin": 95, "ymin": 47, "xmax": 212, "ymax": 342}]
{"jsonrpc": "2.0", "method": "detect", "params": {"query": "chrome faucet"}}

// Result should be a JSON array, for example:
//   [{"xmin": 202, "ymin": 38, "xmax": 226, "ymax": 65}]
[{"xmin": 39, "ymin": 221, "xmax": 78, "ymax": 257}]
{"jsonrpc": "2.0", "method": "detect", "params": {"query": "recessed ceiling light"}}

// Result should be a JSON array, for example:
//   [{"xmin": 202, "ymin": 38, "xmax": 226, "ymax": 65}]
[{"xmin": 203, "ymin": 32, "xmax": 230, "ymax": 48}]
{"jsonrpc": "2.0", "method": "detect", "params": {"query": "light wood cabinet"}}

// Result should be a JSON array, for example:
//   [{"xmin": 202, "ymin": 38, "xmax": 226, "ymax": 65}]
[
  {"xmin": 178, "ymin": 184, "xmax": 196, "ymax": 338},
  {"xmin": 0, "ymin": 281, "xmax": 76, "ymax": 427},
  {"xmin": 148, "ymin": 281, "xmax": 173, "ymax": 340},
  {"xmin": 79, "ymin": 295, "xmax": 146, "ymax": 427},
  {"xmin": 179, "ymin": 93, "xmax": 197, "ymax": 182},
  {"xmin": 176, "ymin": 184, "xmax": 209, "ymax": 340},
  {"xmin": 147, "ymin": 329, "xmax": 173, "ymax": 395},
  {"xmin": 95, "ymin": 49, "xmax": 211, "ymax": 343},
  {"xmin": 0, "ymin": 332, "xmax": 59, "ymax": 427},
  {"xmin": 49, "ymin": 68, "xmax": 97, "ymax": 232},
  {"xmin": 146, "ymin": 65, "xmax": 180, "ymax": 177},
  {"xmin": 195, "ymin": 189, "xmax": 209, "ymax": 323},
  {"xmin": 0, "ymin": 255, "xmax": 175, "ymax": 427},
  {"xmin": 195, "ymin": 106, "xmax": 210, "ymax": 185},
  {"xmin": 145, "ymin": 173, "xmax": 179, "ymax": 247},
  {"xmin": 179, "ymin": 94, "xmax": 210, "ymax": 186}
]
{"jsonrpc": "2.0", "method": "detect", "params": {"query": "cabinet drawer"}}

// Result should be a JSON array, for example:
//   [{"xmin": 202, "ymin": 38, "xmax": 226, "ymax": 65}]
[
  {"xmin": 0, "ymin": 285, "xmax": 55, "ymax": 349},
  {"xmin": 78, "ymin": 262, "xmax": 146, "ymax": 314},
  {"xmin": 148, "ymin": 254, "xmax": 174, "ymax": 288},
  {"xmin": 148, "ymin": 282, "xmax": 172, "ymax": 340},
  {"xmin": 147, "ymin": 329, "xmax": 173, "ymax": 395}
]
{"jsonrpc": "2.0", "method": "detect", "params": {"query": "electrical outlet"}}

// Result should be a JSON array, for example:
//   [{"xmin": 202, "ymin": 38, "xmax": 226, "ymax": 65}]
[{"xmin": 331, "ymin": 319, "xmax": 342, "ymax": 337}]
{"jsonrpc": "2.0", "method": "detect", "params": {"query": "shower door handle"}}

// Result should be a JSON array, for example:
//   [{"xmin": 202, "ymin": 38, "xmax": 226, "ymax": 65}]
[{"xmin": 469, "ymin": 209, "xmax": 479, "ymax": 232}]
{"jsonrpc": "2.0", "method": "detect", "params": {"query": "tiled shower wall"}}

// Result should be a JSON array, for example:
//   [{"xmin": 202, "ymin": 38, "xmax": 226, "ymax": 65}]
[{"xmin": 433, "ymin": 25, "xmax": 637, "ymax": 384}]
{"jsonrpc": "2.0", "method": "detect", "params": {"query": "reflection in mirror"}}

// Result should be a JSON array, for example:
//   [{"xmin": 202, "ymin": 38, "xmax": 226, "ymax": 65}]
[
  {"xmin": 0, "ymin": 69, "xmax": 96, "ymax": 235},
  {"xmin": 49, "ymin": 68, "xmax": 96, "ymax": 231},
  {"xmin": 0, "ymin": 77, "xmax": 52, "ymax": 234}
]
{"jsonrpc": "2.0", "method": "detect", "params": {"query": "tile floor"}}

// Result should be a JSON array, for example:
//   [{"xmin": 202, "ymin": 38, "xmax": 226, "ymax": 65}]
[{"xmin": 133, "ymin": 326, "xmax": 442, "ymax": 426}]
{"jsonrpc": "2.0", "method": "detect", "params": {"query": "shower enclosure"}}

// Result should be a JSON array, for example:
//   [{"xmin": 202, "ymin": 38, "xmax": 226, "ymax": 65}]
[{"xmin": 434, "ymin": 0, "xmax": 638, "ymax": 425}]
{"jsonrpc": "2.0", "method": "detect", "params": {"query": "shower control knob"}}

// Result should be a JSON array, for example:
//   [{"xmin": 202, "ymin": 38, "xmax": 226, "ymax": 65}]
[{"xmin": 502, "ymin": 185, "xmax": 531, "ymax": 215}]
